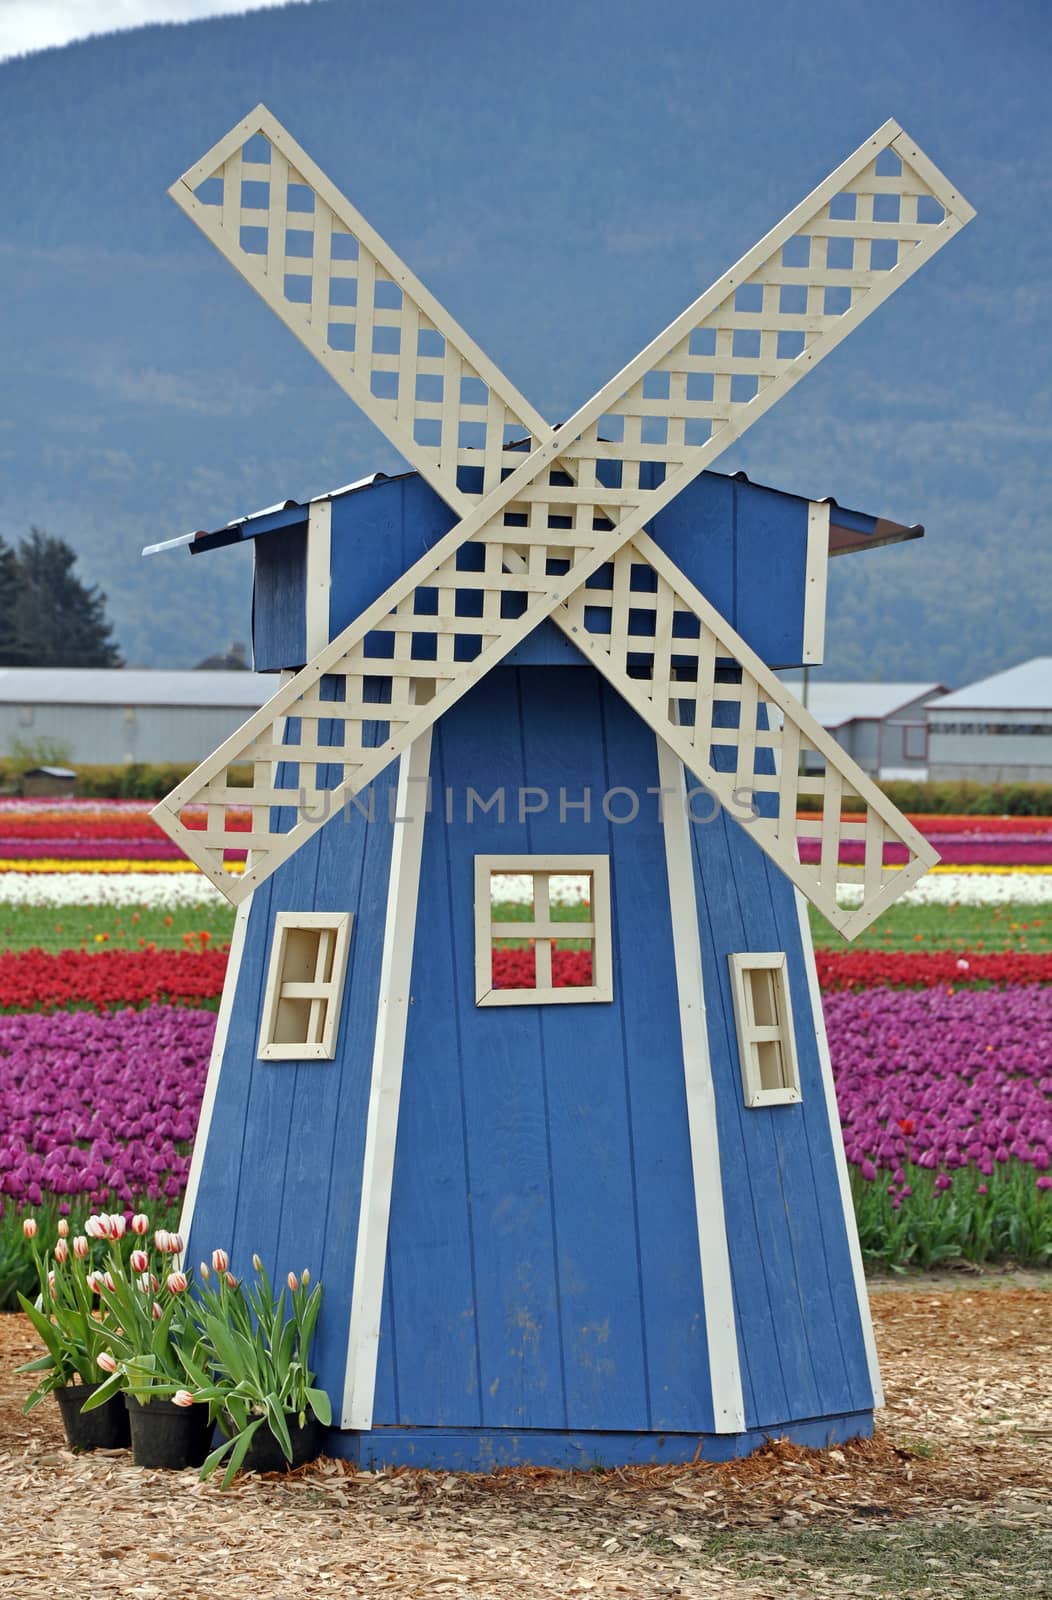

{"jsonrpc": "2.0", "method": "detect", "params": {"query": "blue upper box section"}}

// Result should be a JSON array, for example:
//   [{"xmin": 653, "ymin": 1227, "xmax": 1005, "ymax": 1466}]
[{"xmin": 248, "ymin": 468, "xmax": 837, "ymax": 674}]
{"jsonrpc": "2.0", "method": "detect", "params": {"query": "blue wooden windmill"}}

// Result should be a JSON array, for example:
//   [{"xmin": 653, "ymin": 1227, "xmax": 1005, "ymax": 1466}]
[{"xmin": 150, "ymin": 109, "xmax": 972, "ymax": 1468}]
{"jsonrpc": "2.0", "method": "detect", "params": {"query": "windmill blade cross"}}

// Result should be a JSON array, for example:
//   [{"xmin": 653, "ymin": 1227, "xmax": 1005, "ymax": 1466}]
[{"xmin": 157, "ymin": 111, "xmax": 968, "ymax": 925}]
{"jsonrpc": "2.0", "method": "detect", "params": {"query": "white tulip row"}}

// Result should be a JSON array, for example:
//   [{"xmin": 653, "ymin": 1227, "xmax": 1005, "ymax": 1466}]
[
  {"xmin": 837, "ymin": 871, "xmax": 1052, "ymax": 908},
  {"xmin": 0, "ymin": 872, "xmax": 227, "ymax": 908},
  {"xmin": 0, "ymin": 867, "xmax": 1049, "ymax": 912}
]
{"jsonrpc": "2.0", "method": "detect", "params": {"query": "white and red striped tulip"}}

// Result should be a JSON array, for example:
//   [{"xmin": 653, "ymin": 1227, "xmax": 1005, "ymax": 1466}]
[
  {"xmin": 57, "ymin": 1219, "xmax": 70, "ymax": 1238},
  {"xmin": 211, "ymin": 1248, "xmax": 229, "ymax": 1273},
  {"xmin": 153, "ymin": 1229, "xmax": 171, "ymax": 1252},
  {"xmin": 97, "ymin": 1352, "xmax": 119, "ymax": 1375},
  {"xmin": 54, "ymin": 1238, "xmax": 69, "ymax": 1265},
  {"xmin": 130, "ymin": 1249, "xmax": 149, "ymax": 1274},
  {"xmin": 72, "ymin": 1235, "xmax": 89, "ymax": 1260},
  {"xmin": 22, "ymin": 1217, "xmax": 37, "ymax": 1240},
  {"xmin": 130, "ymin": 1213, "xmax": 150, "ymax": 1236},
  {"xmin": 165, "ymin": 1271, "xmax": 188, "ymax": 1295},
  {"xmin": 172, "ymin": 1390, "xmax": 195, "ymax": 1408}
]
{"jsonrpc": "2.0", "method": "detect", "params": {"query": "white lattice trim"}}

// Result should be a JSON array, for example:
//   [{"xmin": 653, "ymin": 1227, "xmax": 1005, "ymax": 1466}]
[
  {"xmin": 555, "ymin": 528, "xmax": 940, "ymax": 940},
  {"xmin": 170, "ymin": 105, "xmax": 549, "ymax": 511}
]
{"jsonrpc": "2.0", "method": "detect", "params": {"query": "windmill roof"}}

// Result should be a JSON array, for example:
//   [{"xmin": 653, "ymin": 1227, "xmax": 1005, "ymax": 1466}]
[
  {"xmin": 779, "ymin": 679, "xmax": 945, "ymax": 728},
  {"xmin": 0, "ymin": 669, "xmax": 273, "ymax": 708},
  {"xmin": 141, "ymin": 469, "xmax": 922, "ymax": 560},
  {"xmin": 928, "ymin": 658, "xmax": 1052, "ymax": 712}
]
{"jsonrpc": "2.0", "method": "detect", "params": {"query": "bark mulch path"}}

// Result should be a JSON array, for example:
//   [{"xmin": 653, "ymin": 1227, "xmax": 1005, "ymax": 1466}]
[{"xmin": 0, "ymin": 1279, "xmax": 1048, "ymax": 1599}]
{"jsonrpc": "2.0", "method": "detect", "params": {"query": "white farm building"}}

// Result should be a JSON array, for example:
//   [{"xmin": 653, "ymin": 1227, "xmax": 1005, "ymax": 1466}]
[
  {"xmin": 0, "ymin": 669, "xmax": 271, "ymax": 767},
  {"xmin": 780, "ymin": 679, "xmax": 946, "ymax": 779},
  {"xmin": 925, "ymin": 659, "xmax": 1052, "ymax": 782}
]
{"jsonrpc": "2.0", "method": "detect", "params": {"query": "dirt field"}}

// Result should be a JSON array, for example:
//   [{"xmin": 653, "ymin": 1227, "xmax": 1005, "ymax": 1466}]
[{"xmin": 0, "ymin": 1277, "xmax": 1049, "ymax": 1600}]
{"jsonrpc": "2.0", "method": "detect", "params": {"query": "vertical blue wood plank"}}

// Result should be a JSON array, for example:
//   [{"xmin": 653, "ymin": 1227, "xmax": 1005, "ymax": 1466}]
[
  {"xmin": 375, "ymin": 717, "xmax": 482, "ymax": 1427},
  {"xmin": 274, "ymin": 784, "xmax": 371, "ymax": 1320},
  {"xmin": 252, "ymin": 524, "xmax": 307, "ymax": 671},
  {"xmin": 440, "ymin": 668, "xmax": 566, "ymax": 1429},
  {"xmin": 226, "ymin": 828, "xmax": 322, "ymax": 1280},
  {"xmin": 597, "ymin": 685, "xmax": 715, "ymax": 1432},
  {"xmin": 518, "ymin": 667, "xmax": 649, "ymax": 1431},
  {"xmin": 185, "ymin": 873, "xmax": 274, "ymax": 1272},
  {"xmin": 691, "ymin": 787, "xmax": 822, "ymax": 1426},
  {"xmin": 720, "ymin": 810, "xmax": 853, "ymax": 1416},
  {"xmin": 765, "ymin": 862, "xmax": 874, "ymax": 1409}
]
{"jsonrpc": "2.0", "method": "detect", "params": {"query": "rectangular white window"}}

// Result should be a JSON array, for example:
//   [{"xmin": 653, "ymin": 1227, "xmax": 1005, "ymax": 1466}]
[
  {"xmin": 728, "ymin": 952, "xmax": 801, "ymax": 1107},
  {"xmin": 258, "ymin": 912, "xmax": 353, "ymax": 1060},
  {"xmin": 474, "ymin": 855, "xmax": 613, "ymax": 1007}
]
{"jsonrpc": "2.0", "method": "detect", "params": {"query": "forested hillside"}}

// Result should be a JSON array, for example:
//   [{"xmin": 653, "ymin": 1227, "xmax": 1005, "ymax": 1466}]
[{"xmin": 0, "ymin": 0, "xmax": 1048, "ymax": 683}]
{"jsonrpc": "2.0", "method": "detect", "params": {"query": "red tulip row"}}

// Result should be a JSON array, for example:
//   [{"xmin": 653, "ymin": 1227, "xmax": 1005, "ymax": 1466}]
[
  {"xmin": 0, "ymin": 949, "xmax": 228, "ymax": 1010},
  {"xmin": 490, "ymin": 946, "xmax": 1052, "ymax": 994},
  {"xmin": 1, "ymin": 944, "xmax": 1049, "ymax": 1012},
  {"xmin": 0, "ymin": 815, "xmax": 251, "ymax": 839},
  {"xmin": 813, "ymin": 949, "xmax": 1052, "ymax": 991}
]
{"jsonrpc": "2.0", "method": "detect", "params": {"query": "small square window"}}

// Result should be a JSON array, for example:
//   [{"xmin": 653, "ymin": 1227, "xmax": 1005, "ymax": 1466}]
[
  {"xmin": 258, "ymin": 912, "xmax": 352, "ymax": 1060},
  {"xmin": 728, "ymin": 952, "xmax": 801, "ymax": 1107},
  {"xmin": 474, "ymin": 855, "xmax": 612, "ymax": 1006}
]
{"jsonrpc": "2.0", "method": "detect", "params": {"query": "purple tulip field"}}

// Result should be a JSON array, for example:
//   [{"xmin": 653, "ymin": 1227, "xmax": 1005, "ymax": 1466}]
[{"xmin": 0, "ymin": 799, "xmax": 1049, "ymax": 1294}]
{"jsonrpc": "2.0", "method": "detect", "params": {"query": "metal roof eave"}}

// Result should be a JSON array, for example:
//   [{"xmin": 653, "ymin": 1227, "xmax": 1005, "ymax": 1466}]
[
  {"xmin": 140, "ymin": 474, "xmax": 394, "ymax": 558},
  {"xmin": 141, "ymin": 466, "xmax": 923, "ymax": 560}
]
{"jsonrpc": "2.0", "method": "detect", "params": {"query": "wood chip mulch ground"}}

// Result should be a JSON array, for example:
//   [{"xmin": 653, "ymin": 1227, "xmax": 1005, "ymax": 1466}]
[{"xmin": 0, "ymin": 1276, "xmax": 1048, "ymax": 1599}]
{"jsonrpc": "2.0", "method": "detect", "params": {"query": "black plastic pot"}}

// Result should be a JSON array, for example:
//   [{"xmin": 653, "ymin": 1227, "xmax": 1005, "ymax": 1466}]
[
  {"xmin": 225, "ymin": 1412, "xmax": 326, "ymax": 1475},
  {"xmin": 124, "ymin": 1394, "xmax": 213, "ymax": 1470},
  {"xmin": 55, "ymin": 1383, "xmax": 131, "ymax": 1451}
]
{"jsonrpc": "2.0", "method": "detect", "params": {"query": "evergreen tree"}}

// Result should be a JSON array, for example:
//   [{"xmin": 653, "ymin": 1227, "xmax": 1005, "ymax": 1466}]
[
  {"xmin": 1, "ymin": 529, "xmax": 123, "ymax": 668},
  {"xmin": 0, "ymin": 536, "xmax": 19, "ymax": 663}
]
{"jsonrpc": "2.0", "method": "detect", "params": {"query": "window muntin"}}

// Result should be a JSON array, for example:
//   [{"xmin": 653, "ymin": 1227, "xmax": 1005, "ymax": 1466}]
[
  {"xmin": 258, "ymin": 912, "xmax": 353, "ymax": 1059},
  {"xmin": 728, "ymin": 952, "xmax": 801, "ymax": 1107},
  {"xmin": 474, "ymin": 855, "xmax": 613, "ymax": 1006}
]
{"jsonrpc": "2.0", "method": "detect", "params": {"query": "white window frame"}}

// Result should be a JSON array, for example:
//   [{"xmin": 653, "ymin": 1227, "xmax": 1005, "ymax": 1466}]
[
  {"xmin": 257, "ymin": 911, "xmax": 353, "ymax": 1060},
  {"xmin": 728, "ymin": 951, "xmax": 801, "ymax": 1107},
  {"xmin": 474, "ymin": 854, "xmax": 613, "ymax": 1007}
]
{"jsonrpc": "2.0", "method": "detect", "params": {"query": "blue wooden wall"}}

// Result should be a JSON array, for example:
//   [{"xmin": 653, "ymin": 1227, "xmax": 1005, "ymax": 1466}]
[
  {"xmin": 371, "ymin": 664, "xmax": 871, "ymax": 1435},
  {"xmin": 375, "ymin": 664, "xmax": 715, "ymax": 1433},
  {"xmin": 252, "ymin": 522, "xmax": 307, "ymax": 671},
  {"xmin": 248, "ymin": 472, "xmax": 815, "ymax": 675},
  {"xmin": 183, "ymin": 755, "xmax": 402, "ymax": 1399},
  {"xmin": 188, "ymin": 661, "xmax": 872, "ymax": 1438}
]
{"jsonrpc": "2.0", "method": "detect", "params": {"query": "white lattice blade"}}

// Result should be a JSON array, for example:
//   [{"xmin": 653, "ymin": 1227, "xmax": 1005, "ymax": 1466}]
[
  {"xmin": 158, "ymin": 115, "xmax": 969, "ymax": 913},
  {"xmin": 170, "ymin": 104, "xmax": 548, "ymax": 513},
  {"xmin": 558, "ymin": 527, "xmax": 939, "ymax": 936}
]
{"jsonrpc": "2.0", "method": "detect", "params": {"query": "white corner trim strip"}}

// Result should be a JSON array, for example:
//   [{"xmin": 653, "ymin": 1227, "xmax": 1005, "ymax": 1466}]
[
  {"xmin": 802, "ymin": 501, "xmax": 830, "ymax": 666},
  {"xmin": 176, "ymin": 892, "xmax": 254, "ymax": 1258},
  {"xmin": 305, "ymin": 498, "xmax": 333, "ymax": 658},
  {"xmin": 341, "ymin": 727, "xmax": 433, "ymax": 1429},
  {"xmin": 792, "ymin": 886, "xmax": 884, "ymax": 1408},
  {"xmin": 656, "ymin": 734, "xmax": 745, "ymax": 1433}
]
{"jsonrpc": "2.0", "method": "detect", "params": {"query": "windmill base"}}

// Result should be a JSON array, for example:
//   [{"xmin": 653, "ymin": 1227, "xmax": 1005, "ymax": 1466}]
[{"xmin": 319, "ymin": 1411, "xmax": 873, "ymax": 1471}]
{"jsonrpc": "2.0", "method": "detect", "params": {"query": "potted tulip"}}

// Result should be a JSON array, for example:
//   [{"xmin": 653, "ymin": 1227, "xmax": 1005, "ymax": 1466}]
[
  {"xmin": 177, "ymin": 1251, "xmax": 331, "ymax": 1487},
  {"xmin": 16, "ymin": 1213, "xmax": 132, "ymax": 1451},
  {"xmin": 80, "ymin": 1225, "xmax": 212, "ymax": 1470}
]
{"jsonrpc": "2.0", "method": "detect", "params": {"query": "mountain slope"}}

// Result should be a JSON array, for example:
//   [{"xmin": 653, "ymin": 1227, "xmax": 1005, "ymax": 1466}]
[{"xmin": 0, "ymin": 0, "xmax": 1049, "ymax": 683}]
